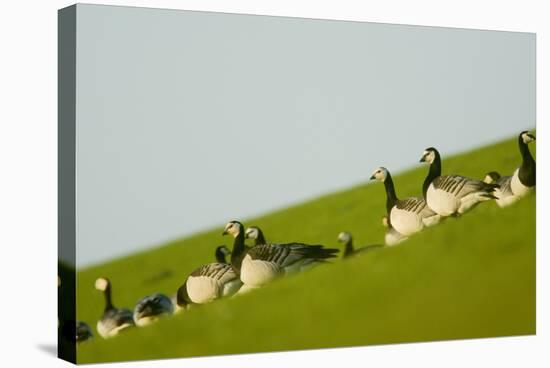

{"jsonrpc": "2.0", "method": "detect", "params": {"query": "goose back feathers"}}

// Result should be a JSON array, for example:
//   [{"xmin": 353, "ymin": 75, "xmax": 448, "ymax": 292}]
[
  {"xmin": 97, "ymin": 308, "xmax": 134, "ymax": 339},
  {"xmin": 133, "ymin": 293, "xmax": 174, "ymax": 326},
  {"xmin": 179, "ymin": 263, "xmax": 242, "ymax": 305},
  {"xmin": 240, "ymin": 243, "xmax": 338, "ymax": 286}
]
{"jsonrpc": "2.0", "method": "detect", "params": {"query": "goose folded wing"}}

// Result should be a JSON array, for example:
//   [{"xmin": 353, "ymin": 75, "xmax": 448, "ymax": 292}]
[
  {"xmin": 135, "ymin": 294, "xmax": 172, "ymax": 313},
  {"xmin": 247, "ymin": 243, "xmax": 338, "ymax": 268},
  {"xmin": 497, "ymin": 176, "xmax": 514, "ymax": 196},
  {"xmin": 433, "ymin": 175, "xmax": 497, "ymax": 196},
  {"xmin": 190, "ymin": 263, "xmax": 239, "ymax": 284},
  {"xmin": 395, "ymin": 197, "xmax": 434, "ymax": 215},
  {"xmin": 102, "ymin": 308, "xmax": 133, "ymax": 328}
]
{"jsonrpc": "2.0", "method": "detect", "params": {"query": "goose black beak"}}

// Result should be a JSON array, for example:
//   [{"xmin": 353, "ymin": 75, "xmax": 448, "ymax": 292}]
[
  {"xmin": 222, "ymin": 230, "xmax": 227, "ymax": 236},
  {"xmin": 369, "ymin": 175, "xmax": 375, "ymax": 180},
  {"xmin": 529, "ymin": 134, "xmax": 536, "ymax": 141},
  {"xmin": 419, "ymin": 157, "xmax": 426, "ymax": 163}
]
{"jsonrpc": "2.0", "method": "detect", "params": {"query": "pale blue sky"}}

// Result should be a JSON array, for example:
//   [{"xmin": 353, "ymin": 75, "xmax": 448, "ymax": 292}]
[{"xmin": 72, "ymin": 4, "xmax": 535, "ymax": 267}]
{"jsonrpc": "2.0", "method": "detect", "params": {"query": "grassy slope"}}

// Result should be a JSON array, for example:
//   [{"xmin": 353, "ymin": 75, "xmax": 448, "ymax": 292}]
[{"xmin": 76, "ymin": 135, "xmax": 536, "ymax": 363}]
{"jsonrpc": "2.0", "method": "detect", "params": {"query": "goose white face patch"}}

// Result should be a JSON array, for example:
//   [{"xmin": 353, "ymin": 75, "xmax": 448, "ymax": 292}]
[
  {"xmin": 95, "ymin": 278, "xmax": 108, "ymax": 291},
  {"xmin": 422, "ymin": 150, "xmax": 436, "ymax": 164},
  {"xmin": 245, "ymin": 227, "xmax": 259, "ymax": 239},
  {"xmin": 522, "ymin": 132, "xmax": 535, "ymax": 144},
  {"xmin": 337, "ymin": 232, "xmax": 351, "ymax": 243},
  {"xmin": 224, "ymin": 222, "xmax": 242, "ymax": 237},
  {"xmin": 371, "ymin": 167, "xmax": 388, "ymax": 182}
]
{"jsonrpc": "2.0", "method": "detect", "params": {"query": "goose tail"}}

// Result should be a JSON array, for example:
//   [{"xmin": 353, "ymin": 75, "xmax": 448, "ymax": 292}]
[{"xmin": 300, "ymin": 245, "xmax": 340, "ymax": 260}]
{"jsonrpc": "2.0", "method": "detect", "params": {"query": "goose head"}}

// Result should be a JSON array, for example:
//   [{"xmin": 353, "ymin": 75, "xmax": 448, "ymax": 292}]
[
  {"xmin": 244, "ymin": 226, "xmax": 260, "ymax": 240},
  {"xmin": 337, "ymin": 231, "xmax": 352, "ymax": 244},
  {"xmin": 222, "ymin": 220, "xmax": 243, "ymax": 238},
  {"xmin": 95, "ymin": 277, "xmax": 110, "ymax": 292},
  {"xmin": 370, "ymin": 167, "xmax": 389, "ymax": 182},
  {"xmin": 484, "ymin": 171, "xmax": 501, "ymax": 184},
  {"xmin": 520, "ymin": 131, "xmax": 536, "ymax": 144},
  {"xmin": 419, "ymin": 147, "xmax": 438, "ymax": 164}
]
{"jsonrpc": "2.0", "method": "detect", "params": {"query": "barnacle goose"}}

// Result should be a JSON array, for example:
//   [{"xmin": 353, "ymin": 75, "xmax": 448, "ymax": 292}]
[
  {"xmin": 382, "ymin": 215, "xmax": 408, "ymax": 246},
  {"xmin": 245, "ymin": 226, "xmax": 267, "ymax": 246},
  {"xmin": 76, "ymin": 321, "xmax": 94, "ymax": 343},
  {"xmin": 176, "ymin": 262, "xmax": 242, "ymax": 307},
  {"xmin": 370, "ymin": 167, "xmax": 441, "ymax": 236},
  {"xmin": 484, "ymin": 131, "xmax": 536, "ymax": 207},
  {"xmin": 94, "ymin": 277, "xmax": 135, "ymax": 338},
  {"xmin": 222, "ymin": 221, "xmax": 339, "ymax": 290},
  {"xmin": 133, "ymin": 293, "xmax": 174, "ymax": 326},
  {"xmin": 337, "ymin": 232, "xmax": 383, "ymax": 258},
  {"xmin": 215, "ymin": 245, "xmax": 231, "ymax": 263},
  {"xmin": 420, "ymin": 147, "xmax": 498, "ymax": 216}
]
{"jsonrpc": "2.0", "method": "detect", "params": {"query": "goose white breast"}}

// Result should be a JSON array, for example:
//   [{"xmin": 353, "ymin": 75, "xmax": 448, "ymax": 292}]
[{"xmin": 179, "ymin": 263, "xmax": 242, "ymax": 305}]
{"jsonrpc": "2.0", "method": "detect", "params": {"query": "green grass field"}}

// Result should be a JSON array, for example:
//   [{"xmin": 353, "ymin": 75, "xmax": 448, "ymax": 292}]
[{"xmin": 76, "ymin": 135, "xmax": 536, "ymax": 364}]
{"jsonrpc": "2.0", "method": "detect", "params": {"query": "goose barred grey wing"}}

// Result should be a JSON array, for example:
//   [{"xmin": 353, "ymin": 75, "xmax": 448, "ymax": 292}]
[
  {"xmin": 134, "ymin": 293, "xmax": 173, "ymax": 317},
  {"xmin": 190, "ymin": 262, "xmax": 239, "ymax": 284},
  {"xmin": 395, "ymin": 197, "xmax": 435, "ymax": 216},
  {"xmin": 247, "ymin": 243, "xmax": 339, "ymax": 268},
  {"xmin": 433, "ymin": 175, "xmax": 498, "ymax": 198},
  {"xmin": 496, "ymin": 175, "xmax": 514, "ymax": 197},
  {"xmin": 100, "ymin": 308, "xmax": 134, "ymax": 330}
]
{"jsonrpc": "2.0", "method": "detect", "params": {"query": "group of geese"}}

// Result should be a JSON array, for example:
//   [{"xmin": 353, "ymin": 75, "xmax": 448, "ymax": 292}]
[{"xmin": 74, "ymin": 130, "xmax": 536, "ymax": 343}]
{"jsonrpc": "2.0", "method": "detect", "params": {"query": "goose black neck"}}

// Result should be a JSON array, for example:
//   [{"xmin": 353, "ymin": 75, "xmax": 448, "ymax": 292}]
[
  {"xmin": 344, "ymin": 239, "xmax": 354, "ymax": 257},
  {"xmin": 254, "ymin": 231, "xmax": 267, "ymax": 246},
  {"xmin": 518, "ymin": 135, "xmax": 535, "ymax": 164},
  {"xmin": 103, "ymin": 285, "xmax": 114, "ymax": 312},
  {"xmin": 423, "ymin": 151, "xmax": 441, "ymax": 198},
  {"xmin": 383, "ymin": 172, "xmax": 398, "ymax": 214},
  {"xmin": 518, "ymin": 135, "xmax": 536, "ymax": 186},
  {"xmin": 215, "ymin": 248, "xmax": 227, "ymax": 263},
  {"xmin": 230, "ymin": 231, "xmax": 246, "ymax": 272}
]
